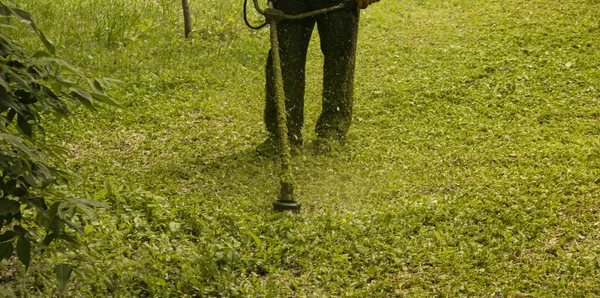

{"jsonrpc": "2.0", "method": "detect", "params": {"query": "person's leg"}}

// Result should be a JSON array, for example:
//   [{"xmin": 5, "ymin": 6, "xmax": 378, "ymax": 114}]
[
  {"xmin": 264, "ymin": 0, "xmax": 315, "ymax": 147},
  {"xmin": 313, "ymin": 1, "xmax": 359, "ymax": 145}
]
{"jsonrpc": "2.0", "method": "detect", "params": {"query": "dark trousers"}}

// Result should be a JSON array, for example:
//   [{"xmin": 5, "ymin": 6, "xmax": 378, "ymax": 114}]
[{"xmin": 264, "ymin": 0, "xmax": 359, "ymax": 146}]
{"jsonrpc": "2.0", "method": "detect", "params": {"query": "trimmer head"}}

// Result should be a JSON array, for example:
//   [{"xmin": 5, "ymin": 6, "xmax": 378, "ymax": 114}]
[
  {"xmin": 273, "ymin": 181, "xmax": 301, "ymax": 212},
  {"xmin": 273, "ymin": 200, "xmax": 301, "ymax": 212}
]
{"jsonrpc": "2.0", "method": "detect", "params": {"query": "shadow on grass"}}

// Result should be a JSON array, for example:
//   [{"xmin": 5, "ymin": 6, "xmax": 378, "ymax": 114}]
[
  {"xmin": 143, "ymin": 138, "xmax": 365, "ymax": 215},
  {"xmin": 190, "ymin": 148, "xmax": 283, "ymax": 210}
]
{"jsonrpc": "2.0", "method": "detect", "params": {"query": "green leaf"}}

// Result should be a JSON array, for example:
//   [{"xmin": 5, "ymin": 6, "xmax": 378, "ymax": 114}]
[
  {"xmin": 0, "ymin": 231, "xmax": 17, "ymax": 243},
  {"xmin": 37, "ymin": 30, "xmax": 55, "ymax": 55},
  {"xmin": 13, "ymin": 225, "xmax": 27, "ymax": 237},
  {"xmin": 0, "ymin": 133, "xmax": 40, "ymax": 159},
  {"xmin": 71, "ymin": 197, "xmax": 109, "ymax": 209},
  {"xmin": 0, "ymin": 76, "xmax": 8, "ymax": 90},
  {"xmin": 50, "ymin": 217, "xmax": 63, "ymax": 235},
  {"xmin": 16, "ymin": 114, "xmax": 32, "ymax": 137},
  {"xmin": 0, "ymin": 93, "xmax": 26, "ymax": 116},
  {"xmin": 42, "ymin": 233, "xmax": 56, "ymax": 246},
  {"xmin": 245, "ymin": 231, "xmax": 262, "ymax": 249},
  {"xmin": 87, "ymin": 78, "xmax": 103, "ymax": 94},
  {"xmin": 53, "ymin": 76, "xmax": 76, "ymax": 88},
  {"xmin": 32, "ymin": 51, "xmax": 50, "ymax": 58},
  {"xmin": 73, "ymin": 202, "xmax": 95, "ymax": 218},
  {"xmin": 69, "ymin": 88, "xmax": 95, "ymax": 110},
  {"xmin": 7, "ymin": 7, "xmax": 35, "ymax": 29},
  {"xmin": 48, "ymin": 202, "xmax": 59, "ymax": 219},
  {"xmin": 0, "ymin": 32, "xmax": 21, "ymax": 55},
  {"xmin": 54, "ymin": 264, "xmax": 73, "ymax": 290},
  {"xmin": 57, "ymin": 233, "xmax": 80, "ymax": 247},
  {"xmin": 39, "ymin": 58, "xmax": 83, "ymax": 77},
  {"xmin": 0, "ymin": 199, "xmax": 20, "ymax": 215},
  {"xmin": 16, "ymin": 237, "xmax": 31, "ymax": 269},
  {"xmin": 62, "ymin": 219, "xmax": 84, "ymax": 235},
  {"xmin": 28, "ymin": 197, "xmax": 47, "ymax": 210},
  {"xmin": 6, "ymin": 108, "xmax": 16, "ymax": 124},
  {"xmin": 49, "ymin": 82, "xmax": 64, "ymax": 95},
  {"xmin": 0, "ymin": 5, "xmax": 10, "ymax": 17},
  {"xmin": 3, "ymin": 6, "xmax": 55, "ymax": 54},
  {"xmin": 0, "ymin": 242, "xmax": 13, "ymax": 261},
  {"xmin": 91, "ymin": 92, "xmax": 122, "ymax": 108},
  {"xmin": 22, "ymin": 174, "xmax": 37, "ymax": 187},
  {"xmin": 63, "ymin": 197, "xmax": 106, "ymax": 219},
  {"xmin": 4, "ymin": 67, "xmax": 30, "ymax": 89}
]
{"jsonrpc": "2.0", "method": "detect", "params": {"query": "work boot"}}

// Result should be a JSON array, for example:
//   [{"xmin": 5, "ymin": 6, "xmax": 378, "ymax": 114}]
[
  {"xmin": 254, "ymin": 137, "xmax": 279, "ymax": 157},
  {"xmin": 312, "ymin": 136, "xmax": 345, "ymax": 155}
]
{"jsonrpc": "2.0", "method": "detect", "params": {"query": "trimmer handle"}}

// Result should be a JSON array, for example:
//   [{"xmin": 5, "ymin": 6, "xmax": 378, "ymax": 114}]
[{"xmin": 253, "ymin": 0, "xmax": 350, "ymax": 20}]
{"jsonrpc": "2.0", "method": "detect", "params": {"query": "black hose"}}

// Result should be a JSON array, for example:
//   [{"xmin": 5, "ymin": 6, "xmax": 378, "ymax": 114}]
[{"xmin": 244, "ymin": 0, "xmax": 267, "ymax": 30}]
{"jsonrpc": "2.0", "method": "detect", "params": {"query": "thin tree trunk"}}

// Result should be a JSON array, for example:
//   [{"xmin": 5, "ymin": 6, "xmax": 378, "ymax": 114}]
[{"xmin": 182, "ymin": 0, "xmax": 192, "ymax": 38}]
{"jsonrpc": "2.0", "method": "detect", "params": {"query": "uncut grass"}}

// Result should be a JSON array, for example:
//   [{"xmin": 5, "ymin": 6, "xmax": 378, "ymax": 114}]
[{"xmin": 4, "ymin": 0, "xmax": 600, "ymax": 296}]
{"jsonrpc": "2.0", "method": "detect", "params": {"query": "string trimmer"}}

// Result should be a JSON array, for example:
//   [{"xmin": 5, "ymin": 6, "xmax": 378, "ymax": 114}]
[{"xmin": 244, "ymin": 0, "xmax": 348, "ymax": 212}]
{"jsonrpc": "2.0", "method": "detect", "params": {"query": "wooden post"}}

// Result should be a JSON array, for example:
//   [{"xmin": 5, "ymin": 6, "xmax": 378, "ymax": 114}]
[{"xmin": 182, "ymin": 0, "xmax": 192, "ymax": 37}]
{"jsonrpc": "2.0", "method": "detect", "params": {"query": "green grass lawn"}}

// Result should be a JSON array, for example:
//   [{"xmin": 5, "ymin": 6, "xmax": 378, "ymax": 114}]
[{"xmin": 2, "ymin": 0, "xmax": 600, "ymax": 296}]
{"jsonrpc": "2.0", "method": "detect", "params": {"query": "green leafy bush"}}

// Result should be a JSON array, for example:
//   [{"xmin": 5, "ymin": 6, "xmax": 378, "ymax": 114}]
[{"xmin": 0, "ymin": 2, "xmax": 118, "ymax": 289}]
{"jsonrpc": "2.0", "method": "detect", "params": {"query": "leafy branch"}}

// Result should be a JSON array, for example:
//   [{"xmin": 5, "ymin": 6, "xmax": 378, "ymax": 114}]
[{"xmin": 0, "ymin": 2, "xmax": 118, "ymax": 291}]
